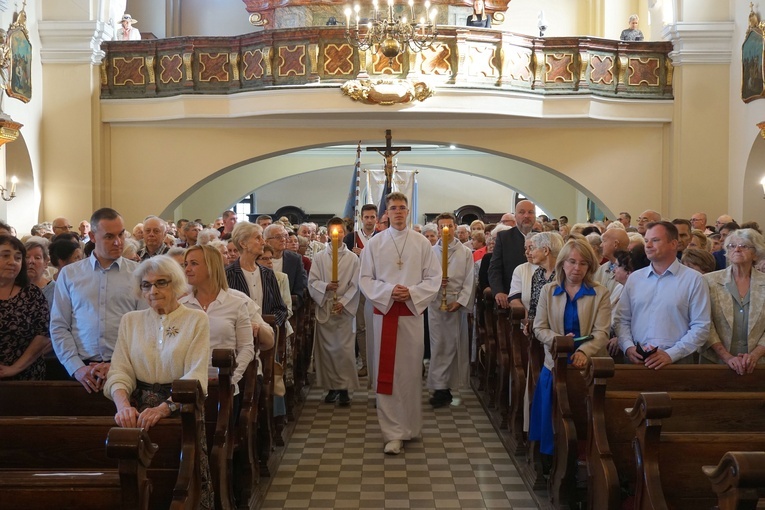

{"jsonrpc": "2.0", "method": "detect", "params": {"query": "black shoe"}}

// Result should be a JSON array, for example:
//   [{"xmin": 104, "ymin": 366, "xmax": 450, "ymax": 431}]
[
  {"xmin": 324, "ymin": 390, "xmax": 339, "ymax": 403},
  {"xmin": 338, "ymin": 390, "xmax": 351, "ymax": 406},
  {"xmin": 429, "ymin": 389, "xmax": 453, "ymax": 408}
]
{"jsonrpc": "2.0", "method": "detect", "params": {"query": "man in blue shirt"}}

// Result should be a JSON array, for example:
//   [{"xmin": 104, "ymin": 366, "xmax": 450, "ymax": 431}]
[
  {"xmin": 616, "ymin": 221, "xmax": 711, "ymax": 369},
  {"xmin": 50, "ymin": 208, "xmax": 145, "ymax": 392}
]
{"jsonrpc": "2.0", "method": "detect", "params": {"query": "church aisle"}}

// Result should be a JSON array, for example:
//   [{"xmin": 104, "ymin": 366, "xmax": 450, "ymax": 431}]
[{"xmin": 261, "ymin": 382, "xmax": 539, "ymax": 509}]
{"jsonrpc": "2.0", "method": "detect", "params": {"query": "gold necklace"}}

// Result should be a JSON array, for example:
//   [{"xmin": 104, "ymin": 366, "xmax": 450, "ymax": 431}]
[{"xmin": 389, "ymin": 229, "xmax": 410, "ymax": 270}]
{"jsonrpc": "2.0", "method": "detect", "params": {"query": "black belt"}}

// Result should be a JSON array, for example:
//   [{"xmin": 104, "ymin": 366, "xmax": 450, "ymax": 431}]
[{"xmin": 135, "ymin": 380, "xmax": 172, "ymax": 393}]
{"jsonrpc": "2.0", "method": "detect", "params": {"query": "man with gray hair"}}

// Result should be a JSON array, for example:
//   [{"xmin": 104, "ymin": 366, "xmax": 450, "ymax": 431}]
[
  {"xmin": 264, "ymin": 222, "xmax": 308, "ymax": 309},
  {"xmin": 137, "ymin": 216, "xmax": 169, "ymax": 260},
  {"xmin": 637, "ymin": 209, "xmax": 661, "ymax": 236}
]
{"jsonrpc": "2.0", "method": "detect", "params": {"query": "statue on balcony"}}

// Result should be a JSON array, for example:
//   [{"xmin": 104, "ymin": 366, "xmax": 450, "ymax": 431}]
[{"xmin": 466, "ymin": 0, "xmax": 491, "ymax": 28}]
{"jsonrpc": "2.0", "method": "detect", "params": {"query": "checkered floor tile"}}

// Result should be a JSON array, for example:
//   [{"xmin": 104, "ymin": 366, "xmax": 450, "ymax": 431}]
[{"xmin": 260, "ymin": 380, "xmax": 539, "ymax": 509}]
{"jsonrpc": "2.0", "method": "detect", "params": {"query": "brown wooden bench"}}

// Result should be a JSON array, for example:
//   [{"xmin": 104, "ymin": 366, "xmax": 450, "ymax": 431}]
[
  {"xmin": 584, "ymin": 357, "xmax": 765, "ymax": 510},
  {"xmin": 703, "ymin": 451, "xmax": 765, "ymax": 510},
  {"xmin": 479, "ymin": 287, "xmax": 498, "ymax": 406},
  {"xmin": 232, "ymin": 338, "xmax": 263, "ymax": 509},
  {"xmin": 259, "ymin": 315, "xmax": 278, "ymax": 477},
  {"xmin": 0, "ymin": 379, "xmax": 116, "ymax": 416},
  {"xmin": 0, "ymin": 426, "xmax": 156, "ymax": 510},
  {"xmin": 495, "ymin": 306, "xmax": 528, "ymax": 455},
  {"xmin": 0, "ymin": 379, "xmax": 205, "ymax": 509},
  {"xmin": 521, "ymin": 329, "xmax": 547, "ymax": 491},
  {"xmin": 630, "ymin": 391, "xmax": 765, "ymax": 510},
  {"xmin": 206, "ymin": 349, "xmax": 236, "ymax": 510}
]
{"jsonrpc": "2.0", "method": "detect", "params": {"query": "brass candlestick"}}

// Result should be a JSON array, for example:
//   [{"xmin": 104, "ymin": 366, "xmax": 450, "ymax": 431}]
[{"xmin": 439, "ymin": 277, "xmax": 449, "ymax": 311}]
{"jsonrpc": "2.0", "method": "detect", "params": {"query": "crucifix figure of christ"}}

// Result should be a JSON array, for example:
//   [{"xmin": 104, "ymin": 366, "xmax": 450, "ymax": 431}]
[{"xmin": 367, "ymin": 129, "xmax": 411, "ymax": 188}]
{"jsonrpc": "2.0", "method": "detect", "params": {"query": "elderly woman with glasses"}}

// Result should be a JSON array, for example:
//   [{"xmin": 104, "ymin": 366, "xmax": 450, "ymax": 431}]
[
  {"xmin": 104, "ymin": 254, "xmax": 213, "ymax": 506},
  {"xmin": 701, "ymin": 228, "xmax": 765, "ymax": 373}
]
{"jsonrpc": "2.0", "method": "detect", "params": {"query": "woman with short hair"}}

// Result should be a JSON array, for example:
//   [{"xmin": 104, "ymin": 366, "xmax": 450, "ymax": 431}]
[
  {"xmin": 702, "ymin": 229, "xmax": 765, "ymax": 373},
  {"xmin": 104, "ymin": 254, "xmax": 213, "ymax": 507},
  {"xmin": 25, "ymin": 237, "xmax": 54, "ymax": 310}
]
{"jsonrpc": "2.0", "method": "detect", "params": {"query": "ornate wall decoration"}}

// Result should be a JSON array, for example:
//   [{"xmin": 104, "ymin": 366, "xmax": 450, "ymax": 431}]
[
  {"xmin": 420, "ymin": 43, "xmax": 451, "ymax": 75},
  {"xmin": 743, "ymin": 5, "xmax": 765, "ymax": 103},
  {"xmin": 590, "ymin": 54, "xmax": 614, "ymax": 85},
  {"xmin": 372, "ymin": 50, "xmax": 402, "ymax": 74},
  {"xmin": 199, "ymin": 53, "xmax": 230, "ymax": 82},
  {"xmin": 243, "ymin": 49, "xmax": 267, "ymax": 80},
  {"xmin": 324, "ymin": 43, "xmax": 353, "ymax": 75},
  {"xmin": 113, "ymin": 56, "xmax": 145, "ymax": 86},
  {"xmin": 341, "ymin": 78, "xmax": 433, "ymax": 105},
  {"xmin": 278, "ymin": 45, "xmax": 306, "ymax": 77},
  {"xmin": 160, "ymin": 54, "xmax": 183, "ymax": 83},
  {"xmin": 545, "ymin": 53, "xmax": 574, "ymax": 83},
  {"xmin": 503, "ymin": 48, "xmax": 531, "ymax": 82},
  {"xmin": 468, "ymin": 45, "xmax": 497, "ymax": 78},
  {"xmin": 628, "ymin": 57, "xmax": 660, "ymax": 87}
]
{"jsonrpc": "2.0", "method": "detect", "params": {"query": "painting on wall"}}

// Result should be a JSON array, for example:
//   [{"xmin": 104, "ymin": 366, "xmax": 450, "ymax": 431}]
[
  {"xmin": 5, "ymin": 4, "xmax": 30, "ymax": 104},
  {"xmin": 743, "ymin": 6, "xmax": 765, "ymax": 103}
]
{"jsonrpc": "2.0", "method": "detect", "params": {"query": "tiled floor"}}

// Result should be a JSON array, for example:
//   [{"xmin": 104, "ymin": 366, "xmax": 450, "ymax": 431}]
[{"xmin": 261, "ymin": 380, "xmax": 539, "ymax": 509}]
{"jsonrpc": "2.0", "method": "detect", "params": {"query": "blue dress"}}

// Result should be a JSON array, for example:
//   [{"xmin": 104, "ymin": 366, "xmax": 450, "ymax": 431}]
[{"xmin": 528, "ymin": 284, "xmax": 595, "ymax": 455}]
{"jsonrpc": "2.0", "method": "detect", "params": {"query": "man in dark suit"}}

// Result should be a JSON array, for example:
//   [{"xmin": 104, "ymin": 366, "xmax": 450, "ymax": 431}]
[
  {"xmin": 488, "ymin": 200, "xmax": 536, "ymax": 308},
  {"xmin": 264, "ymin": 222, "xmax": 308, "ymax": 309}
]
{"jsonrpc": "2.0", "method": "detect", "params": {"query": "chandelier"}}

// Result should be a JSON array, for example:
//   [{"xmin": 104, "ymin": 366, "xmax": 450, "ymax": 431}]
[{"xmin": 344, "ymin": 0, "xmax": 438, "ymax": 61}]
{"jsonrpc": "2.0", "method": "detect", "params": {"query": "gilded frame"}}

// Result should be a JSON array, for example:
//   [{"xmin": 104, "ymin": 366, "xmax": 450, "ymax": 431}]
[
  {"xmin": 6, "ymin": 7, "xmax": 31, "ymax": 104},
  {"xmin": 743, "ymin": 7, "xmax": 765, "ymax": 103}
]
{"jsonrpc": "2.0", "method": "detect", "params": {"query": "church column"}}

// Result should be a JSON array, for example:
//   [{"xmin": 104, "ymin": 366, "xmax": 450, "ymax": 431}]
[
  {"xmin": 38, "ymin": 0, "xmax": 111, "ymax": 221},
  {"xmin": 662, "ymin": 16, "xmax": 734, "ymax": 219}
]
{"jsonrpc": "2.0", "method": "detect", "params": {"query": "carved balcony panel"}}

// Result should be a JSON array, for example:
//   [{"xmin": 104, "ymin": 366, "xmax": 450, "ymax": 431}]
[{"xmin": 100, "ymin": 27, "xmax": 673, "ymax": 100}]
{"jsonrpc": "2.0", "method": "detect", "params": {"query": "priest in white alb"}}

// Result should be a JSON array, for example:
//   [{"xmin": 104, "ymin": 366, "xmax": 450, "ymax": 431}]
[
  {"xmin": 308, "ymin": 217, "xmax": 361, "ymax": 406},
  {"xmin": 359, "ymin": 192, "xmax": 442, "ymax": 455},
  {"xmin": 427, "ymin": 212, "xmax": 476, "ymax": 408}
]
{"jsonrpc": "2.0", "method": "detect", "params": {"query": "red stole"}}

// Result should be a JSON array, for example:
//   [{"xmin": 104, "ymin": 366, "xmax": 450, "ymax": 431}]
[
  {"xmin": 374, "ymin": 301, "xmax": 415, "ymax": 395},
  {"xmin": 354, "ymin": 232, "xmax": 365, "ymax": 249}
]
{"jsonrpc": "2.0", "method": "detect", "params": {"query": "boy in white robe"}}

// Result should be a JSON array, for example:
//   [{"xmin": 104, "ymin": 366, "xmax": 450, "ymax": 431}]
[
  {"xmin": 308, "ymin": 217, "xmax": 360, "ymax": 405},
  {"xmin": 427, "ymin": 212, "xmax": 476, "ymax": 407},
  {"xmin": 359, "ymin": 192, "xmax": 442, "ymax": 454}
]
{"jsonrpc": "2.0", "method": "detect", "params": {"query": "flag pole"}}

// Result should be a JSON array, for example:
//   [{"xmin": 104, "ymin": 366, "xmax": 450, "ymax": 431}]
[{"xmin": 353, "ymin": 141, "xmax": 362, "ymax": 238}]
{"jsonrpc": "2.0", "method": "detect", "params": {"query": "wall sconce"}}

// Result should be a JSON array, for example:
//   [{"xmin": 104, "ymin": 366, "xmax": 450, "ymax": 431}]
[{"xmin": 0, "ymin": 175, "xmax": 17, "ymax": 201}]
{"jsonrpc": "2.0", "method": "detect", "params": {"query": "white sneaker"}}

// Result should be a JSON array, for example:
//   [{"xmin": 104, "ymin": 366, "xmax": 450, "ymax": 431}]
[{"xmin": 384, "ymin": 440, "xmax": 403, "ymax": 455}]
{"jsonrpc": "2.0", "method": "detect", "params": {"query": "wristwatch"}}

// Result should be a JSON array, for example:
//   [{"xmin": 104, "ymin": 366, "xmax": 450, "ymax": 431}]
[{"xmin": 164, "ymin": 399, "xmax": 180, "ymax": 416}]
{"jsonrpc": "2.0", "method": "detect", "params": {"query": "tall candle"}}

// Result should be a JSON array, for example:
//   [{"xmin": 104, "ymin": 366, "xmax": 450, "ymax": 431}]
[
  {"xmin": 331, "ymin": 228, "xmax": 339, "ymax": 281},
  {"xmin": 441, "ymin": 226, "xmax": 449, "ymax": 277}
]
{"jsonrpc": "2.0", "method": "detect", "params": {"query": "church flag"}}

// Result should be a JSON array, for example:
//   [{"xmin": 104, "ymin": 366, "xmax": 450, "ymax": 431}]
[{"xmin": 342, "ymin": 142, "xmax": 362, "ymax": 226}]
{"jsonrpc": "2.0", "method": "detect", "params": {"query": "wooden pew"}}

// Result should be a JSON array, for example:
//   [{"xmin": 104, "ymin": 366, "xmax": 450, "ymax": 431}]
[
  {"xmin": 233, "ymin": 342, "xmax": 262, "ymax": 509},
  {"xmin": 508, "ymin": 306, "xmax": 528, "ymax": 452},
  {"xmin": 0, "ymin": 379, "xmax": 206, "ymax": 509},
  {"xmin": 473, "ymin": 285, "xmax": 488, "ymax": 386},
  {"xmin": 585, "ymin": 357, "xmax": 765, "ymax": 510},
  {"xmin": 522, "ymin": 329, "xmax": 547, "ymax": 490},
  {"xmin": 259, "ymin": 315, "xmax": 278, "ymax": 477},
  {"xmin": 629, "ymin": 392, "xmax": 765, "ymax": 510},
  {"xmin": 205, "ymin": 349, "xmax": 236, "ymax": 510},
  {"xmin": 495, "ymin": 308, "xmax": 512, "ymax": 424},
  {"xmin": 0, "ymin": 379, "xmax": 116, "ymax": 415},
  {"xmin": 0, "ymin": 426, "xmax": 156, "ymax": 510},
  {"xmin": 703, "ymin": 451, "xmax": 765, "ymax": 510},
  {"xmin": 480, "ymin": 287, "xmax": 498, "ymax": 406}
]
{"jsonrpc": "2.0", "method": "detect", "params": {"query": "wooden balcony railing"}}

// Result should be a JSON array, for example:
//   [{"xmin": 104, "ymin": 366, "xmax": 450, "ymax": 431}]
[{"xmin": 100, "ymin": 26, "xmax": 673, "ymax": 100}]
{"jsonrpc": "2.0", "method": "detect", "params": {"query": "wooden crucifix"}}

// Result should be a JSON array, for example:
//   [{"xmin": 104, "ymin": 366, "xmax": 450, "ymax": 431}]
[{"xmin": 367, "ymin": 130, "xmax": 411, "ymax": 188}]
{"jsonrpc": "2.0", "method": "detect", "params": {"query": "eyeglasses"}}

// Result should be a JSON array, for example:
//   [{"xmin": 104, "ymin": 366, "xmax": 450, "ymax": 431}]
[
  {"xmin": 140, "ymin": 279, "xmax": 172, "ymax": 290},
  {"xmin": 53, "ymin": 225, "xmax": 73, "ymax": 230},
  {"xmin": 726, "ymin": 244, "xmax": 755, "ymax": 251},
  {"xmin": 257, "ymin": 257, "xmax": 273, "ymax": 262},
  {"xmin": 267, "ymin": 235, "xmax": 288, "ymax": 240}
]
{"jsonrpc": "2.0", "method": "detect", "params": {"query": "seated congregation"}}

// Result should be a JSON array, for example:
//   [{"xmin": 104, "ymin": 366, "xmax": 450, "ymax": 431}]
[{"xmin": 2, "ymin": 198, "xmax": 765, "ymax": 509}]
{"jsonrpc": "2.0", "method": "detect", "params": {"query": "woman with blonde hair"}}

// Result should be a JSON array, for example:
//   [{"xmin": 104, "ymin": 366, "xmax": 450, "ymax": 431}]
[
  {"xmin": 180, "ymin": 244, "xmax": 255, "ymax": 389},
  {"xmin": 530, "ymin": 238, "xmax": 611, "ymax": 457}
]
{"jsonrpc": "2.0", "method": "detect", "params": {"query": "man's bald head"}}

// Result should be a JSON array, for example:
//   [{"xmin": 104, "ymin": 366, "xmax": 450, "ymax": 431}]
[
  {"xmin": 601, "ymin": 228, "xmax": 629, "ymax": 260},
  {"xmin": 637, "ymin": 209, "xmax": 661, "ymax": 235},
  {"xmin": 514, "ymin": 200, "xmax": 536, "ymax": 234}
]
